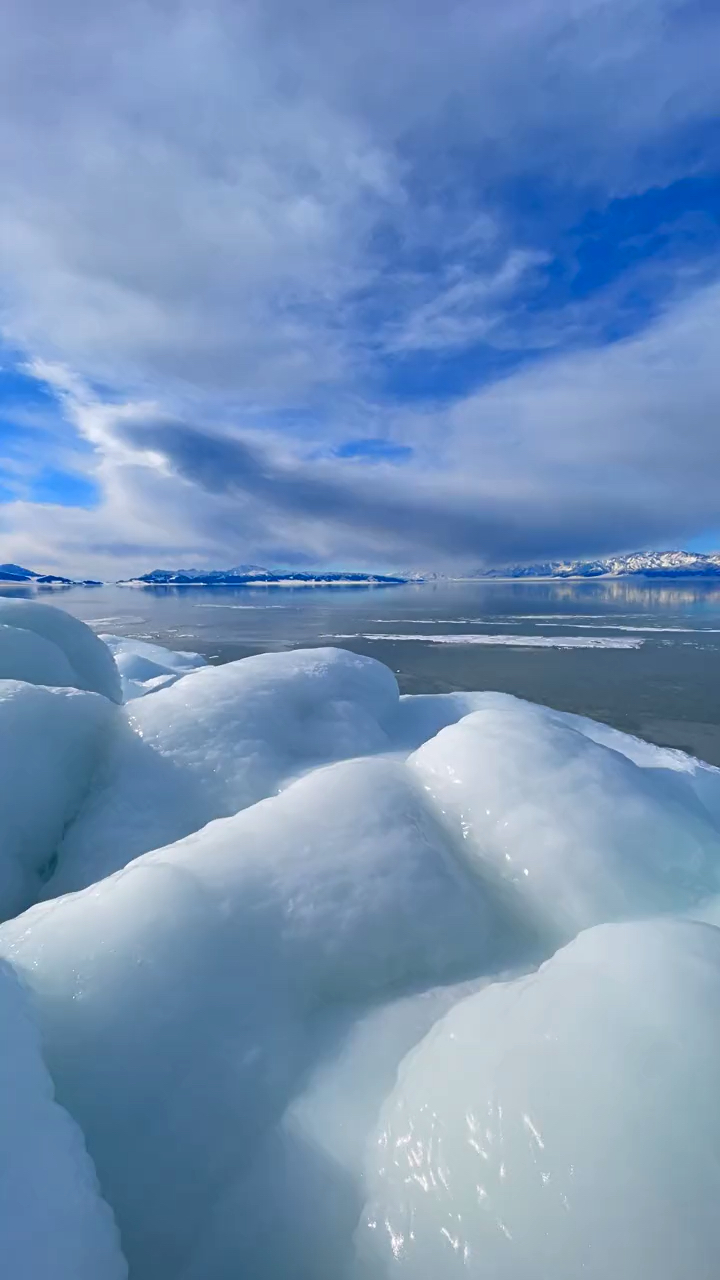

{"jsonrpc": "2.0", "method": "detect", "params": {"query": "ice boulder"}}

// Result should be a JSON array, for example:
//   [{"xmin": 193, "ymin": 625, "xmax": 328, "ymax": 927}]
[
  {"xmin": 0, "ymin": 622, "xmax": 79, "ymax": 688},
  {"xmin": 0, "ymin": 599, "xmax": 121, "ymax": 701},
  {"xmin": 100, "ymin": 635, "xmax": 207, "ymax": 701},
  {"xmin": 464, "ymin": 690, "xmax": 720, "ymax": 826},
  {"xmin": 409, "ymin": 700, "xmax": 720, "ymax": 943},
  {"xmin": 49, "ymin": 646, "xmax": 401, "ymax": 893},
  {"xmin": 181, "ymin": 977, "xmax": 490, "ymax": 1280},
  {"xmin": 0, "ymin": 680, "xmax": 115, "ymax": 919},
  {"xmin": 0, "ymin": 959, "xmax": 127, "ymax": 1280},
  {"xmin": 357, "ymin": 918, "xmax": 720, "ymax": 1280},
  {"xmin": 0, "ymin": 754, "xmax": 504, "ymax": 1279}
]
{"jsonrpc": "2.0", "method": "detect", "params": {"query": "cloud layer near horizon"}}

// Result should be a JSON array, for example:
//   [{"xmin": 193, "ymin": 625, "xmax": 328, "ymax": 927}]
[{"xmin": 0, "ymin": 0, "xmax": 719, "ymax": 574}]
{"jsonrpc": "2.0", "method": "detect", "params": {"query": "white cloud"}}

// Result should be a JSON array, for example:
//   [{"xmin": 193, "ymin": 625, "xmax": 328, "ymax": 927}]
[
  {"xmin": 3, "ymin": 277, "xmax": 719, "ymax": 577},
  {"xmin": 0, "ymin": 0, "xmax": 719, "ymax": 572},
  {"xmin": 1, "ymin": 0, "xmax": 718, "ymax": 397},
  {"xmin": 382, "ymin": 250, "xmax": 549, "ymax": 354}
]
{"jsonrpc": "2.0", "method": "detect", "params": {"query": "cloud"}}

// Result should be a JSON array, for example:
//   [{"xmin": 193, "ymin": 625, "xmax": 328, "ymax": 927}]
[
  {"xmin": 1, "ymin": 0, "xmax": 718, "ymax": 396},
  {"xmin": 111, "ymin": 274, "xmax": 720, "ymax": 568},
  {"xmin": 0, "ymin": 0, "xmax": 718, "ymax": 572},
  {"xmin": 2, "ymin": 275, "xmax": 716, "ymax": 578},
  {"xmin": 380, "ymin": 250, "xmax": 550, "ymax": 355}
]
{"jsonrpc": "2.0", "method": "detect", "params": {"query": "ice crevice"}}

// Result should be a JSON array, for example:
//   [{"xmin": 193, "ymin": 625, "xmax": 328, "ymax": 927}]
[{"xmin": 1, "ymin": 602, "xmax": 720, "ymax": 1278}]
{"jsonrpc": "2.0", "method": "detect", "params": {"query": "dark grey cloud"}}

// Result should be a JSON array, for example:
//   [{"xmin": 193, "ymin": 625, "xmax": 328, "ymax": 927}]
[{"xmin": 117, "ymin": 288, "xmax": 720, "ymax": 566}]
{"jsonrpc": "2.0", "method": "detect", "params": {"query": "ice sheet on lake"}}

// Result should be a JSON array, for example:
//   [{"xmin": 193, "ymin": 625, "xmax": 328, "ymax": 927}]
[
  {"xmin": 325, "ymin": 632, "xmax": 645, "ymax": 648},
  {"xmin": 543, "ymin": 622, "xmax": 720, "ymax": 632}
]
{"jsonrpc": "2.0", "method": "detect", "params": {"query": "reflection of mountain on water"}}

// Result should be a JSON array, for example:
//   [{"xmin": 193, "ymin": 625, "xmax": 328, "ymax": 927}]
[
  {"xmin": 581, "ymin": 581, "xmax": 720, "ymax": 608},
  {"xmin": 495, "ymin": 578, "xmax": 720, "ymax": 608}
]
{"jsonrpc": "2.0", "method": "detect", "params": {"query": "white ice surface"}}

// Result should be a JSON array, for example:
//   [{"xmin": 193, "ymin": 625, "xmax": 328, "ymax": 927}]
[
  {"xmin": 49, "ymin": 646, "xmax": 400, "ymax": 893},
  {"xmin": 0, "ymin": 756, "xmax": 512, "ymax": 1278},
  {"xmin": 0, "ymin": 680, "xmax": 115, "ymax": 919},
  {"xmin": 409, "ymin": 699, "xmax": 720, "ymax": 943},
  {"xmin": 0, "ymin": 606, "xmax": 719, "ymax": 1279},
  {"xmin": 179, "ymin": 978, "xmax": 489, "ymax": 1280},
  {"xmin": 0, "ymin": 960, "xmax": 127, "ymax": 1280},
  {"xmin": 357, "ymin": 919, "xmax": 720, "ymax": 1280},
  {"xmin": 0, "ymin": 623, "xmax": 79, "ymax": 688},
  {"xmin": 100, "ymin": 635, "xmax": 207, "ymax": 701},
  {"xmin": 0, "ymin": 599, "xmax": 121, "ymax": 701}
]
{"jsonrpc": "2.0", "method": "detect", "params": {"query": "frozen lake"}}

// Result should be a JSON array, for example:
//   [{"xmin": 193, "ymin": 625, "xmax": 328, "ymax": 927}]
[{"xmin": 7, "ymin": 576, "xmax": 720, "ymax": 764}]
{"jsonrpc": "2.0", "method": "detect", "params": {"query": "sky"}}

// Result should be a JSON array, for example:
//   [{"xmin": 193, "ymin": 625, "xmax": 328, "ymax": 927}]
[{"xmin": 0, "ymin": 0, "xmax": 719, "ymax": 577}]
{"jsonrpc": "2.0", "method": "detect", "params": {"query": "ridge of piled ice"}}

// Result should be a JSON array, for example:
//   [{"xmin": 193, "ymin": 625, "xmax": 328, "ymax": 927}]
[
  {"xmin": 409, "ymin": 700, "xmax": 720, "ymax": 942},
  {"xmin": 357, "ymin": 918, "xmax": 720, "ymax": 1280},
  {"xmin": 1, "ymin": 603, "xmax": 720, "ymax": 1278},
  {"xmin": 0, "ymin": 755, "xmax": 513, "ymax": 1277},
  {"xmin": 0, "ymin": 599, "xmax": 122, "ymax": 702},
  {"xmin": 49, "ymin": 646, "xmax": 401, "ymax": 893},
  {"xmin": 0, "ymin": 959, "xmax": 127, "ymax": 1280}
]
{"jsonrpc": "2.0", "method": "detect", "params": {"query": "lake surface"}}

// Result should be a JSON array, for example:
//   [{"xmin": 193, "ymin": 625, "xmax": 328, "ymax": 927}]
[{"xmin": 7, "ymin": 577, "xmax": 720, "ymax": 764}]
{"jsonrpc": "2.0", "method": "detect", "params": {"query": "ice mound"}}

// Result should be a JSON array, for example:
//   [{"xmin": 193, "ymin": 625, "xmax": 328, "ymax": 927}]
[
  {"xmin": 357, "ymin": 918, "xmax": 720, "ymax": 1280},
  {"xmin": 461, "ymin": 690, "xmax": 720, "ymax": 821},
  {"xmin": 0, "ymin": 681, "xmax": 115, "ymax": 919},
  {"xmin": 0, "ymin": 959, "xmax": 127, "ymax": 1279},
  {"xmin": 0, "ymin": 598, "xmax": 121, "ymax": 701},
  {"xmin": 181, "ymin": 978, "xmax": 488, "ymax": 1280},
  {"xmin": 0, "ymin": 622, "xmax": 79, "ymax": 688},
  {"xmin": 50, "ymin": 646, "xmax": 401, "ymax": 893},
  {"xmin": 100, "ymin": 635, "xmax": 207, "ymax": 701},
  {"xmin": 1, "ymin": 603, "xmax": 720, "ymax": 1278},
  {"xmin": 410, "ymin": 700, "xmax": 720, "ymax": 943},
  {"xmin": 0, "ymin": 756, "xmax": 512, "ymax": 1278}
]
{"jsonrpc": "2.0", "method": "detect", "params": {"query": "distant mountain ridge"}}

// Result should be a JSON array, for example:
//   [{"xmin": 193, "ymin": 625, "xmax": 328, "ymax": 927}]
[
  {"xmin": 127, "ymin": 567, "xmax": 408, "ymax": 586},
  {"xmin": 0, "ymin": 563, "xmax": 102, "ymax": 586},
  {"xmin": 475, "ymin": 551, "xmax": 720, "ymax": 579},
  {"xmin": 5, "ymin": 551, "xmax": 720, "ymax": 587},
  {"xmin": 0, "ymin": 563, "xmax": 38, "ymax": 581}
]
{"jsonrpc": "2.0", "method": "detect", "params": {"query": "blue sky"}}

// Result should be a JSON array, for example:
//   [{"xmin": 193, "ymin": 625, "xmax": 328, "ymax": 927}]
[{"xmin": 0, "ymin": 0, "xmax": 719, "ymax": 575}]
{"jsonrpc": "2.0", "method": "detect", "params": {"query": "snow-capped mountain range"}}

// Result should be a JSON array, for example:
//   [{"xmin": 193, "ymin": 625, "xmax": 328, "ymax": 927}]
[
  {"xmin": 4, "ymin": 552, "xmax": 720, "ymax": 586},
  {"xmin": 0, "ymin": 563, "xmax": 102, "ymax": 586},
  {"xmin": 474, "ymin": 551, "xmax": 720, "ymax": 579},
  {"xmin": 127, "ymin": 567, "xmax": 407, "ymax": 586},
  {"xmin": 0, "ymin": 562, "xmax": 405, "ymax": 587}
]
